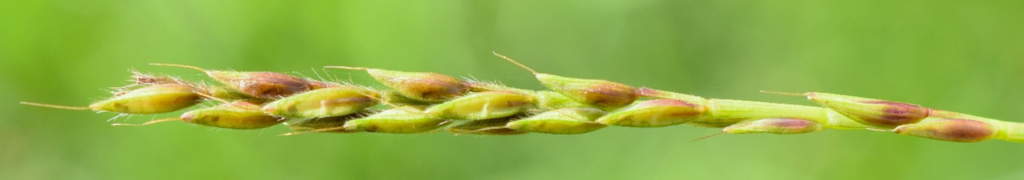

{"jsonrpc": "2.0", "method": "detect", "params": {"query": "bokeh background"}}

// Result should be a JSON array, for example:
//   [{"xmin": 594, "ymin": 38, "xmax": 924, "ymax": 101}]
[{"xmin": 3, "ymin": 0, "xmax": 1024, "ymax": 180}]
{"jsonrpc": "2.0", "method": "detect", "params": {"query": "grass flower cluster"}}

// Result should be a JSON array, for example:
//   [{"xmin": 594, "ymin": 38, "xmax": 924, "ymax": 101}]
[{"xmin": 20, "ymin": 53, "xmax": 1024, "ymax": 143}]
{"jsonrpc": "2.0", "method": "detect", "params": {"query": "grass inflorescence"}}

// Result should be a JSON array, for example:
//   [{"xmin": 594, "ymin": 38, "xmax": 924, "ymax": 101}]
[{"xmin": 19, "ymin": 54, "xmax": 1024, "ymax": 144}]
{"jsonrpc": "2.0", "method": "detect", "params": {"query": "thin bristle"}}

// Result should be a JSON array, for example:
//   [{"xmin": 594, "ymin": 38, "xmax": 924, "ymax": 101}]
[
  {"xmin": 324, "ymin": 66, "xmax": 368, "ymax": 71},
  {"xmin": 279, "ymin": 126, "xmax": 349, "ymax": 136},
  {"xmin": 20, "ymin": 102, "xmax": 91, "ymax": 111},
  {"xmin": 111, "ymin": 118, "xmax": 180, "ymax": 127},
  {"xmin": 759, "ymin": 90, "xmax": 808, "ymax": 97},
  {"xmin": 492, "ymin": 51, "xmax": 539, "ymax": 75},
  {"xmin": 194, "ymin": 92, "xmax": 229, "ymax": 104},
  {"xmin": 690, "ymin": 132, "xmax": 724, "ymax": 142},
  {"xmin": 150, "ymin": 63, "xmax": 208, "ymax": 72},
  {"xmin": 452, "ymin": 126, "xmax": 507, "ymax": 136},
  {"xmin": 361, "ymin": 90, "xmax": 420, "ymax": 114}
]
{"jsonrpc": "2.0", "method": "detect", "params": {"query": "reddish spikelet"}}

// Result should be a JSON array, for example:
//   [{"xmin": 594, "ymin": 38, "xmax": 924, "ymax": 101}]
[
  {"xmin": 894, "ymin": 119, "xmax": 996, "ymax": 142},
  {"xmin": 807, "ymin": 92, "xmax": 930, "ymax": 128},
  {"xmin": 150, "ymin": 63, "xmax": 328, "ymax": 99},
  {"xmin": 207, "ymin": 71, "xmax": 313, "ymax": 99},
  {"xmin": 723, "ymin": 118, "xmax": 824, "ymax": 134},
  {"xmin": 325, "ymin": 66, "xmax": 469, "ymax": 102},
  {"xmin": 491, "ymin": 52, "xmax": 639, "ymax": 109}
]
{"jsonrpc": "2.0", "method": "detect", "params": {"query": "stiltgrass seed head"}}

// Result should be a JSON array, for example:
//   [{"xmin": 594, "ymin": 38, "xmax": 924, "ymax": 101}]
[
  {"xmin": 596, "ymin": 99, "xmax": 705, "ymax": 127},
  {"xmin": 722, "ymin": 118, "xmax": 824, "ymax": 134},
  {"xmin": 24, "ymin": 60, "xmax": 1024, "ymax": 144},
  {"xmin": 325, "ymin": 66, "xmax": 469, "ymax": 102},
  {"xmin": 262, "ymin": 86, "xmax": 380, "ymax": 118},
  {"xmin": 506, "ymin": 107, "xmax": 607, "ymax": 134}
]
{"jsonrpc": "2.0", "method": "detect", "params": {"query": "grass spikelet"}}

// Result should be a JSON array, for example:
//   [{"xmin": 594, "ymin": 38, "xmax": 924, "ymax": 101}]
[
  {"xmin": 284, "ymin": 113, "xmax": 369, "ymax": 133},
  {"xmin": 803, "ymin": 92, "xmax": 930, "ymax": 128},
  {"xmin": 342, "ymin": 107, "xmax": 451, "ymax": 134},
  {"xmin": 22, "ymin": 84, "xmax": 202, "ymax": 114},
  {"xmin": 596, "ymin": 99, "xmax": 705, "ymax": 127},
  {"xmin": 492, "ymin": 52, "xmax": 640, "ymax": 109},
  {"xmin": 180, "ymin": 101, "xmax": 285, "ymax": 130},
  {"xmin": 261, "ymin": 86, "xmax": 380, "ymax": 118},
  {"xmin": 445, "ymin": 115, "xmax": 527, "ymax": 135},
  {"xmin": 150, "ymin": 63, "xmax": 320, "ymax": 99},
  {"xmin": 506, "ymin": 107, "xmax": 607, "ymax": 134},
  {"xmin": 325, "ymin": 66, "xmax": 469, "ymax": 102},
  {"xmin": 894, "ymin": 118, "xmax": 996, "ymax": 142},
  {"xmin": 423, "ymin": 91, "xmax": 536, "ymax": 120},
  {"xmin": 722, "ymin": 118, "xmax": 824, "ymax": 134}
]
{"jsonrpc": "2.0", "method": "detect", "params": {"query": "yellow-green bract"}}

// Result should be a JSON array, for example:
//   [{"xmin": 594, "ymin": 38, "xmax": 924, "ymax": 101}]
[
  {"xmin": 723, "ymin": 118, "xmax": 824, "ymax": 134},
  {"xmin": 181, "ymin": 101, "xmax": 284, "ymax": 129},
  {"xmin": 20, "ymin": 84, "xmax": 203, "ymax": 114},
  {"xmin": 285, "ymin": 113, "xmax": 368, "ymax": 133},
  {"xmin": 507, "ymin": 107, "xmax": 606, "ymax": 134},
  {"xmin": 446, "ymin": 116, "xmax": 526, "ymax": 135},
  {"xmin": 597, "ymin": 99, "xmax": 705, "ymax": 127},
  {"xmin": 423, "ymin": 91, "xmax": 535, "ymax": 120},
  {"xmin": 95, "ymin": 84, "xmax": 202, "ymax": 114},
  {"xmin": 343, "ymin": 107, "xmax": 449, "ymax": 134},
  {"xmin": 262, "ymin": 86, "xmax": 379, "ymax": 118}
]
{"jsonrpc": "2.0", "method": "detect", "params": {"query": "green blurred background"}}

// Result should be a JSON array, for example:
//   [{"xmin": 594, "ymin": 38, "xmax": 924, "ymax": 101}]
[{"xmin": 2, "ymin": 0, "xmax": 1024, "ymax": 179}]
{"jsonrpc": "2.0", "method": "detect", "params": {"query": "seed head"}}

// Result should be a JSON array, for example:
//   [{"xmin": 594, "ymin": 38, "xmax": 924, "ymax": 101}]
[
  {"xmin": 723, "ymin": 118, "xmax": 824, "ymax": 134},
  {"xmin": 262, "ymin": 86, "xmax": 380, "ymax": 118},
  {"xmin": 596, "ymin": 99, "xmax": 705, "ymax": 127},
  {"xmin": 807, "ymin": 92, "xmax": 930, "ymax": 128},
  {"xmin": 181, "ymin": 101, "xmax": 284, "ymax": 130},
  {"xmin": 893, "ymin": 119, "xmax": 996, "ymax": 142},
  {"xmin": 506, "ymin": 108, "xmax": 607, "ymax": 134}
]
